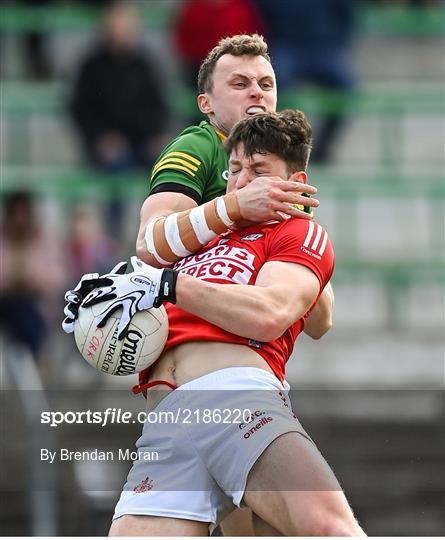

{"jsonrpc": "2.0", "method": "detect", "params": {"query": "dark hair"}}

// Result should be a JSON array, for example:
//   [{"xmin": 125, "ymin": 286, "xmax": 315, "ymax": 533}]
[
  {"xmin": 198, "ymin": 34, "xmax": 271, "ymax": 94},
  {"xmin": 225, "ymin": 109, "xmax": 313, "ymax": 171}
]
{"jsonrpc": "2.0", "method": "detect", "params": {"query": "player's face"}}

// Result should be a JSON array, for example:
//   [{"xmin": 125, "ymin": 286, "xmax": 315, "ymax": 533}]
[
  {"xmin": 198, "ymin": 54, "xmax": 277, "ymax": 136},
  {"xmin": 227, "ymin": 144, "xmax": 289, "ymax": 192}
]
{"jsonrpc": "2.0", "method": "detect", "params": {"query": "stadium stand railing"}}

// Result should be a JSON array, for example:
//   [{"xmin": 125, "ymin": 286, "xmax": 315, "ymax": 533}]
[{"xmin": 1, "ymin": 2, "xmax": 443, "ymax": 36}]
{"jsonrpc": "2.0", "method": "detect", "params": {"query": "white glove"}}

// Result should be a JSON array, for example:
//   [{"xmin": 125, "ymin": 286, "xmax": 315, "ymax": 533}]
[
  {"xmin": 82, "ymin": 256, "xmax": 177, "ymax": 339},
  {"xmin": 62, "ymin": 263, "xmax": 126, "ymax": 334}
]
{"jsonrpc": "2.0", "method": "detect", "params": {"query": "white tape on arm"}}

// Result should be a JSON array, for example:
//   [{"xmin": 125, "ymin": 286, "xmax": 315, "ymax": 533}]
[
  {"xmin": 188, "ymin": 205, "xmax": 219, "ymax": 245},
  {"xmin": 216, "ymin": 197, "xmax": 235, "ymax": 226},
  {"xmin": 144, "ymin": 218, "xmax": 172, "ymax": 266},
  {"xmin": 164, "ymin": 213, "xmax": 193, "ymax": 258}
]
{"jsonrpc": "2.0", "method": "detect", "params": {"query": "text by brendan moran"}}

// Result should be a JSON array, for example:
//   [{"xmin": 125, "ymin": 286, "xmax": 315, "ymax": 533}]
[{"xmin": 41, "ymin": 448, "xmax": 159, "ymax": 463}]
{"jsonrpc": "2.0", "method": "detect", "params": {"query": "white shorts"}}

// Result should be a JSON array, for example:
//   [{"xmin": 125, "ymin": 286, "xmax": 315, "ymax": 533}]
[{"xmin": 113, "ymin": 367, "xmax": 313, "ymax": 525}]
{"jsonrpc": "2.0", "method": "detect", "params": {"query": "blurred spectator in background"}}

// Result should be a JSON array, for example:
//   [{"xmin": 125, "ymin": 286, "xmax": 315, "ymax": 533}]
[
  {"xmin": 0, "ymin": 191, "xmax": 64, "ymax": 359},
  {"xmin": 173, "ymin": 0, "xmax": 265, "ymax": 123},
  {"xmin": 70, "ymin": 1, "xmax": 169, "ymax": 173},
  {"xmin": 68, "ymin": 202, "xmax": 119, "ymax": 282},
  {"xmin": 20, "ymin": 0, "xmax": 54, "ymax": 79},
  {"xmin": 257, "ymin": 0, "xmax": 357, "ymax": 163},
  {"xmin": 15, "ymin": 0, "xmax": 112, "ymax": 79}
]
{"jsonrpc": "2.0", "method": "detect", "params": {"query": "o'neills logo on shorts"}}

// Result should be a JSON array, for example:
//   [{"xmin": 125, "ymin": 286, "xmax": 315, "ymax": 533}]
[
  {"xmin": 134, "ymin": 476, "xmax": 153, "ymax": 493},
  {"xmin": 115, "ymin": 329, "xmax": 143, "ymax": 375},
  {"xmin": 239, "ymin": 410, "xmax": 273, "ymax": 439}
]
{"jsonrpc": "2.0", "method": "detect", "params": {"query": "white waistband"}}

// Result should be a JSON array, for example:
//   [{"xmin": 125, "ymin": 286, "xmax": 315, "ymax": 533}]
[
  {"xmin": 177, "ymin": 367, "xmax": 285, "ymax": 392},
  {"xmin": 149, "ymin": 367, "xmax": 289, "ymax": 414}
]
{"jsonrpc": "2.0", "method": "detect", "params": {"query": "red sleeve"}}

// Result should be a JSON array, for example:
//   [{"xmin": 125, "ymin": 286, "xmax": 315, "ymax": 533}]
[{"xmin": 265, "ymin": 219, "xmax": 334, "ymax": 290}]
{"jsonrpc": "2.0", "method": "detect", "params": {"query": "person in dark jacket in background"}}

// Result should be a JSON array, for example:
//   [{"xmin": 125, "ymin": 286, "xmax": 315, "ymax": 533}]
[
  {"xmin": 70, "ymin": 1, "xmax": 169, "ymax": 173},
  {"xmin": 258, "ymin": 0, "xmax": 357, "ymax": 164}
]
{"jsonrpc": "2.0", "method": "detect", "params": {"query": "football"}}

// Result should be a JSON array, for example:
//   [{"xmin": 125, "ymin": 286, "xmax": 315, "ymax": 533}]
[{"xmin": 74, "ymin": 302, "xmax": 168, "ymax": 376}]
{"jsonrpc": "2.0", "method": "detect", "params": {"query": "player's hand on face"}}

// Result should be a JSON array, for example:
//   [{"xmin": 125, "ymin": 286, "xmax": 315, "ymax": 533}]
[
  {"xmin": 61, "ymin": 267, "xmax": 125, "ymax": 334},
  {"xmin": 81, "ymin": 256, "xmax": 175, "ymax": 340},
  {"xmin": 235, "ymin": 175, "xmax": 319, "ymax": 223}
]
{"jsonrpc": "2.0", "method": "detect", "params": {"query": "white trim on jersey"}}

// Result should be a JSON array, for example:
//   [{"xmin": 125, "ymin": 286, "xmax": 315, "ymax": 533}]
[
  {"xmin": 303, "ymin": 221, "xmax": 329, "ymax": 256},
  {"xmin": 318, "ymin": 230, "xmax": 329, "ymax": 256},
  {"xmin": 303, "ymin": 221, "xmax": 315, "ymax": 248},
  {"xmin": 311, "ymin": 224, "xmax": 323, "ymax": 251}
]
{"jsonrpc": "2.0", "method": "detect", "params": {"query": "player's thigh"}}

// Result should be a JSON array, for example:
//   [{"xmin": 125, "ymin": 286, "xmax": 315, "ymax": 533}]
[
  {"xmin": 243, "ymin": 431, "xmax": 357, "ymax": 536},
  {"xmin": 109, "ymin": 514, "xmax": 208, "ymax": 537},
  {"xmin": 220, "ymin": 507, "xmax": 253, "ymax": 536},
  {"xmin": 219, "ymin": 508, "xmax": 282, "ymax": 537},
  {"xmin": 220, "ymin": 508, "xmax": 282, "ymax": 536},
  {"xmin": 252, "ymin": 512, "xmax": 283, "ymax": 537}
]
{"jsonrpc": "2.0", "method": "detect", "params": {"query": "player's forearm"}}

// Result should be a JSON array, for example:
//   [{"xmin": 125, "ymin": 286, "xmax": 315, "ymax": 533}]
[
  {"xmin": 136, "ymin": 192, "xmax": 241, "ymax": 267},
  {"xmin": 137, "ymin": 196, "xmax": 171, "ymax": 266},
  {"xmin": 175, "ymin": 273, "xmax": 302, "ymax": 342},
  {"xmin": 136, "ymin": 193, "xmax": 198, "ymax": 267},
  {"xmin": 136, "ymin": 223, "xmax": 165, "ymax": 268},
  {"xmin": 303, "ymin": 282, "xmax": 334, "ymax": 339}
]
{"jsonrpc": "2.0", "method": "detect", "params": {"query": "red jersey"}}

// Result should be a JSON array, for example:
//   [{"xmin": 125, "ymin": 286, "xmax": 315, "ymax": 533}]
[{"xmin": 137, "ymin": 218, "xmax": 334, "ymax": 392}]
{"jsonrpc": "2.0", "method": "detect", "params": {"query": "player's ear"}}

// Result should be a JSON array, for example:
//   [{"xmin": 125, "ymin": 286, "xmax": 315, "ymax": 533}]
[
  {"xmin": 198, "ymin": 94, "xmax": 213, "ymax": 115},
  {"xmin": 289, "ymin": 171, "xmax": 307, "ymax": 184}
]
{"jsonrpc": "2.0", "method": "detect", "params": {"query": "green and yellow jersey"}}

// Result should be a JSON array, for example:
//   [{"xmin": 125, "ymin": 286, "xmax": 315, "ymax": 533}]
[{"xmin": 149, "ymin": 121, "xmax": 229, "ymax": 204}]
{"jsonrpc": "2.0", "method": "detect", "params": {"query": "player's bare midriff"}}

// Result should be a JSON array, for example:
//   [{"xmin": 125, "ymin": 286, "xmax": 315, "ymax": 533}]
[{"xmin": 145, "ymin": 341, "xmax": 275, "ymax": 410}]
